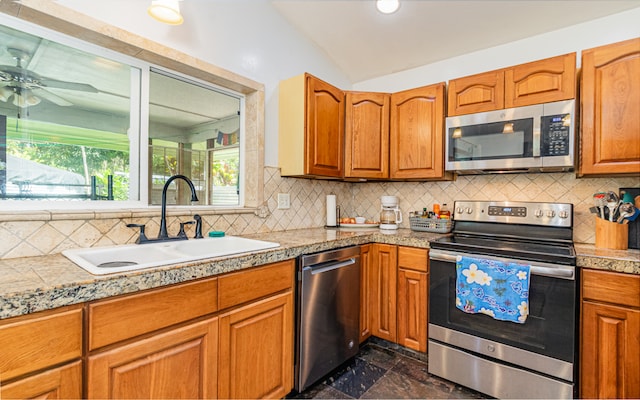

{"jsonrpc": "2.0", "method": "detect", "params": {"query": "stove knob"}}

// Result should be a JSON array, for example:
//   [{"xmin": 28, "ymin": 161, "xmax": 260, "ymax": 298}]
[
  {"xmin": 559, "ymin": 210, "xmax": 569, "ymax": 219},
  {"xmin": 534, "ymin": 209, "xmax": 544, "ymax": 218},
  {"xmin": 547, "ymin": 210, "xmax": 556, "ymax": 218},
  {"xmin": 465, "ymin": 207, "xmax": 473, "ymax": 214},
  {"xmin": 456, "ymin": 207, "xmax": 464, "ymax": 214}
]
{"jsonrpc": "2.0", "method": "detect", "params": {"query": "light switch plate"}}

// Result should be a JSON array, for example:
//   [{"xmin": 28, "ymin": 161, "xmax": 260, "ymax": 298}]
[{"xmin": 277, "ymin": 193, "xmax": 290, "ymax": 209}]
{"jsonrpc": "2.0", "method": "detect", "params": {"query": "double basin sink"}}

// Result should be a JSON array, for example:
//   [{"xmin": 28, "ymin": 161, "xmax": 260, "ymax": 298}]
[{"xmin": 63, "ymin": 236, "xmax": 280, "ymax": 275}]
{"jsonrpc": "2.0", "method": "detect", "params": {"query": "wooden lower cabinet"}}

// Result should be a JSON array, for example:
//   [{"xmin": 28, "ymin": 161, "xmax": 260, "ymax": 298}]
[
  {"xmin": 0, "ymin": 304, "xmax": 83, "ymax": 399},
  {"xmin": 218, "ymin": 291, "xmax": 293, "ymax": 399},
  {"xmin": 397, "ymin": 247, "xmax": 429, "ymax": 352},
  {"xmin": 359, "ymin": 244, "xmax": 372, "ymax": 342},
  {"xmin": 369, "ymin": 244, "xmax": 429, "ymax": 353},
  {"xmin": 87, "ymin": 317, "xmax": 218, "ymax": 399},
  {"xmin": 370, "ymin": 244, "xmax": 398, "ymax": 342},
  {"xmin": 580, "ymin": 269, "xmax": 640, "ymax": 399},
  {"xmin": 0, "ymin": 361, "xmax": 82, "ymax": 400}
]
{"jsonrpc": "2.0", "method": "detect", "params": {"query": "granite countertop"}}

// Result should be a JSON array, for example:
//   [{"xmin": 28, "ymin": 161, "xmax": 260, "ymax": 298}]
[{"xmin": 1, "ymin": 227, "xmax": 638, "ymax": 320}]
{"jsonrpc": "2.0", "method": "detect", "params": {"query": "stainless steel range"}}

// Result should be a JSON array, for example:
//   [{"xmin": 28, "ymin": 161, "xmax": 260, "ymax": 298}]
[{"xmin": 428, "ymin": 200, "xmax": 577, "ymax": 399}]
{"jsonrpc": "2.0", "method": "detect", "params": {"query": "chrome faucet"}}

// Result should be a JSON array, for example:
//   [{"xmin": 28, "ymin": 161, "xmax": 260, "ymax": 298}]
[{"xmin": 127, "ymin": 174, "xmax": 200, "ymax": 243}]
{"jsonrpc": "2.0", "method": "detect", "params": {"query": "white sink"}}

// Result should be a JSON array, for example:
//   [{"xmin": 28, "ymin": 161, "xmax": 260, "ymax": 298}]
[{"xmin": 62, "ymin": 236, "xmax": 280, "ymax": 275}]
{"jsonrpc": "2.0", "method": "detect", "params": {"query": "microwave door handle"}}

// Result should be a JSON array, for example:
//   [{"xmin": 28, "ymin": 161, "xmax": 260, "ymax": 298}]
[{"xmin": 533, "ymin": 119, "xmax": 541, "ymax": 157}]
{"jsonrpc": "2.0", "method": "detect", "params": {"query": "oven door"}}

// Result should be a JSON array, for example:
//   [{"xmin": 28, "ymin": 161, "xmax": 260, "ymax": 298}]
[{"xmin": 429, "ymin": 249, "xmax": 577, "ymax": 378}]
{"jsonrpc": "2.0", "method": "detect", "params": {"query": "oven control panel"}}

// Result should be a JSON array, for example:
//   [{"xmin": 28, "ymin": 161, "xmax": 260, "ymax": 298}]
[{"xmin": 454, "ymin": 200, "xmax": 573, "ymax": 227}]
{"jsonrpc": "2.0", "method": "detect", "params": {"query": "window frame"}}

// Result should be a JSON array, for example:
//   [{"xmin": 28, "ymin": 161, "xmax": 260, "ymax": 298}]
[{"xmin": 0, "ymin": 11, "xmax": 251, "ymax": 212}]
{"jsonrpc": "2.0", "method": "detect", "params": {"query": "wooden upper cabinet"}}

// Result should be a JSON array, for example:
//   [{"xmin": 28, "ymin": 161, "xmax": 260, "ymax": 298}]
[
  {"xmin": 345, "ymin": 91, "xmax": 390, "ymax": 179},
  {"xmin": 579, "ymin": 38, "xmax": 640, "ymax": 176},
  {"xmin": 505, "ymin": 53, "xmax": 576, "ymax": 108},
  {"xmin": 448, "ymin": 70, "xmax": 505, "ymax": 116},
  {"xmin": 390, "ymin": 83, "xmax": 446, "ymax": 179},
  {"xmin": 448, "ymin": 53, "xmax": 576, "ymax": 116},
  {"xmin": 279, "ymin": 73, "xmax": 344, "ymax": 178}
]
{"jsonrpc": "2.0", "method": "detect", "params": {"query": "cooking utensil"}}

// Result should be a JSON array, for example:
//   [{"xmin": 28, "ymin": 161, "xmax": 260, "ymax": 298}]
[
  {"xmin": 593, "ymin": 192, "xmax": 607, "ymax": 219},
  {"xmin": 605, "ymin": 191, "xmax": 620, "ymax": 222},
  {"xmin": 616, "ymin": 202, "xmax": 635, "ymax": 223}
]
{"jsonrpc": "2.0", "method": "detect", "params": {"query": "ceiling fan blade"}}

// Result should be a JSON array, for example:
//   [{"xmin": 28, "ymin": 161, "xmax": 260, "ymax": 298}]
[
  {"xmin": 32, "ymin": 88, "xmax": 73, "ymax": 106},
  {"xmin": 40, "ymin": 78, "xmax": 99, "ymax": 93}
]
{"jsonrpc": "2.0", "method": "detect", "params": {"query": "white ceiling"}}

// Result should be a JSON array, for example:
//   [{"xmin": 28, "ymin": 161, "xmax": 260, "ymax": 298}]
[{"xmin": 271, "ymin": 0, "xmax": 640, "ymax": 83}]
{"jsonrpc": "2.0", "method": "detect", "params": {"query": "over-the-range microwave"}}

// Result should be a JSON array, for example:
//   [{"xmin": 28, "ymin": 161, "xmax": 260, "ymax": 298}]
[{"xmin": 445, "ymin": 99, "xmax": 575, "ymax": 174}]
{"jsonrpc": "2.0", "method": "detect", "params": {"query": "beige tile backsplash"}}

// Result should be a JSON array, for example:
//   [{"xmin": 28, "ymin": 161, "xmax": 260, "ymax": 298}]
[{"xmin": 0, "ymin": 167, "xmax": 637, "ymax": 259}]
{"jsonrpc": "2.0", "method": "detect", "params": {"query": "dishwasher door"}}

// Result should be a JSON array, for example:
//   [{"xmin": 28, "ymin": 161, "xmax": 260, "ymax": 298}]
[{"xmin": 295, "ymin": 246, "xmax": 361, "ymax": 392}]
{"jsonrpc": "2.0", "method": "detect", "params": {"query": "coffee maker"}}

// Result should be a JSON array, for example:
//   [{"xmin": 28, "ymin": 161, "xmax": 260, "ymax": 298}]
[{"xmin": 380, "ymin": 195, "xmax": 402, "ymax": 230}]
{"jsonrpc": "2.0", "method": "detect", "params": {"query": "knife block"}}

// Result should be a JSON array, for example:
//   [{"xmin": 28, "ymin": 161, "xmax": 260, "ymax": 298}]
[{"xmin": 595, "ymin": 217, "xmax": 628, "ymax": 250}]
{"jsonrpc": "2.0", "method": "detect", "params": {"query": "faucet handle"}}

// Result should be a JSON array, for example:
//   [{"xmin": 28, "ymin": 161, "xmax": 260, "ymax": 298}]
[
  {"xmin": 178, "ymin": 220, "xmax": 195, "ymax": 238},
  {"xmin": 127, "ymin": 223, "xmax": 149, "ymax": 244},
  {"xmin": 193, "ymin": 214, "xmax": 203, "ymax": 239}
]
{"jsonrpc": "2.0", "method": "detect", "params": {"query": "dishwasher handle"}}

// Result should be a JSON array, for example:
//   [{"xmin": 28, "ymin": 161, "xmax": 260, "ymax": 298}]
[{"xmin": 304, "ymin": 258, "xmax": 356, "ymax": 275}]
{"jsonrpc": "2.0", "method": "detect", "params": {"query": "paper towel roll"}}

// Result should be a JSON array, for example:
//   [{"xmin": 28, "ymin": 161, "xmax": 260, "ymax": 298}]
[{"xmin": 326, "ymin": 195, "xmax": 337, "ymax": 227}]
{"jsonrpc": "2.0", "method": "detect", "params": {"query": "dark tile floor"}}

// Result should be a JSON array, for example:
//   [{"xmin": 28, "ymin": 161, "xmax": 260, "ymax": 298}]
[{"xmin": 289, "ymin": 339, "xmax": 490, "ymax": 399}]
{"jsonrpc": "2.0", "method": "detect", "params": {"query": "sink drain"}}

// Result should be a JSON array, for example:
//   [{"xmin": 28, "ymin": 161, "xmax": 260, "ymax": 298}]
[{"xmin": 97, "ymin": 261, "xmax": 138, "ymax": 268}]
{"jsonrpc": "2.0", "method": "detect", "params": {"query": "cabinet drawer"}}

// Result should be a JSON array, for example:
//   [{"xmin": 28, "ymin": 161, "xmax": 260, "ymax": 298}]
[
  {"xmin": 398, "ymin": 246, "xmax": 429, "ymax": 273},
  {"xmin": 218, "ymin": 260, "xmax": 295, "ymax": 310},
  {"xmin": 88, "ymin": 277, "xmax": 217, "ymax": 350},
  {"xmin": 0, "ymin": 305, "xmax": 83, "ymax": 382},
  {"xmin": 0, "ymin": 360, "xmax": 82, "ymax": 399},
  {"xmin": 582, "ymin": 269, "xmax": 640, "ymax": 308}
]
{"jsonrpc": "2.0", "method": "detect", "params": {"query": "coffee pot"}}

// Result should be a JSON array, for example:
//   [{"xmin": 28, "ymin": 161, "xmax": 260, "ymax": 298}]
[{"xmin": 380, "ymin": 195, "xmax": 402, "ymax": 230}]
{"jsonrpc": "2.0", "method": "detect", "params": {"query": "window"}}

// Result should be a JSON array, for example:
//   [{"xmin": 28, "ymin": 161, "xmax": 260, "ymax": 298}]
[{"xmin": 0, "ymin": 17, "xmax": 244, "ymax": 208}]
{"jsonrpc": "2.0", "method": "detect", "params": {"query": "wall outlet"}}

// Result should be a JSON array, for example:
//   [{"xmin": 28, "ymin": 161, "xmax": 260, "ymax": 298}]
[{"xmin": 277, "ymin": 193, "xmax": 290, "ymax": 209}]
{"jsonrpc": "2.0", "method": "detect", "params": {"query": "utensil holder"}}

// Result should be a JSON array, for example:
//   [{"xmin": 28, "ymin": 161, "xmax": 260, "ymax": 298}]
[{"xmin": 595, "ymin": 217, "xmax": 628, "ymax": 250}]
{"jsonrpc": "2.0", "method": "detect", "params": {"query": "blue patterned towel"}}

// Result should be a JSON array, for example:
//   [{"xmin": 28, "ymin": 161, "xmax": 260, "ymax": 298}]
[{"xmin": 455, "ymin": 255, "xmax": 531, "ymax": 324}]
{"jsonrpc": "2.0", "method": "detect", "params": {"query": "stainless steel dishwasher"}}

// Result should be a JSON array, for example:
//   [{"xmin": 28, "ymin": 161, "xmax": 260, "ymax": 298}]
[{"xmin": 295, "ymin": 246, "xmax": 361, "ymax": 392}]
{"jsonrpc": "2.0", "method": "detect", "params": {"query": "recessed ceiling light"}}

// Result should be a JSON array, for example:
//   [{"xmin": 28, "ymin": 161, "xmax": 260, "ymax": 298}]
[{"xmin": 376, "ymin": 0, "xmax": 400, "ymax": 14}]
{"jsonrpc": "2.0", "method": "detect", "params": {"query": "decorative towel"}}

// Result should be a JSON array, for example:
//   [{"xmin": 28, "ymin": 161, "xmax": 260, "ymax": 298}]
[{"xmin": 455, "ymin": 255, "xmax": 531, "ymax": 324}]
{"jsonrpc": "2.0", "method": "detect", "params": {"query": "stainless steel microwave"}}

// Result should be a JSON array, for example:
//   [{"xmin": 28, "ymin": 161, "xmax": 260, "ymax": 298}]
[{"xmin": 445, "ymin": 99, "xmax": 575, "ymax": 174}]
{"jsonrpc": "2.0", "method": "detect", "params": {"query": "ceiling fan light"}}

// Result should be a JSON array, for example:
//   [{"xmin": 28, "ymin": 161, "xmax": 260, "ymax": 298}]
[
  {"xmin": 148, "ymin": 0, "xmax": 184, "ymax": 25},
  {"xmin": 0, "ymin": 87, "xmax": 12, "ymax": 102},
  {"xmin": 376, "ymin": 0, "xmax": 400, "ymax": 14}
]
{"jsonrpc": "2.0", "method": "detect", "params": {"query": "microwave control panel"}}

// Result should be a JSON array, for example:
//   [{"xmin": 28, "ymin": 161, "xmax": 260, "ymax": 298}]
[{"xmin": 541, "ymin": 113, "xmax": 571, "ymax": 156}]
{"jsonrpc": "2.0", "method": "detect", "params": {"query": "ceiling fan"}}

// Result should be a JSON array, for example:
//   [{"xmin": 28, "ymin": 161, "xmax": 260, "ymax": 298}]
[{"xmin": 0, "ymin": 47, "xmax": 99, "ymax": 108}]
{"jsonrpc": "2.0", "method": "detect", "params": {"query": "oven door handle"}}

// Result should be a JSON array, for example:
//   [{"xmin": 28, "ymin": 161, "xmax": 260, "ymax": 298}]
[{"xmin": 428, "ymin": 249, "xmax": 575, "ymax": 280}]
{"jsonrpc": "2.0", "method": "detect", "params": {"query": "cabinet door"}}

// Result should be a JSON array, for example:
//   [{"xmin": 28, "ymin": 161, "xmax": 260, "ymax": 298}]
[
  {"xmin": 505, "ymin": 53, "xmax": 576, "ymax": 108},
  {"xmin": 370, "ymin": 244, "xmax": 397, "ymax": 342},
  {"xmin": 218, "ymin": 291, "xmax": 293, "ymax": 399},
  {"xmin": 447, "ymin": 70, "xmax": 505, "ymax": 116},
  {"xmin": 397, "ymin": 268, "xmax": 428, "ymax": 352},
  {"xmin": 581, "ymin": 301, "xmax": 640, "ymax": 399},
  {"xmin": 390, "ymin": 83, "xmax": 446, "ymax": 179},
  {"xmin": 359, "ymin": 244, "xmax": 372, "ymax": 342},
  {"xmin": 580, "ymin": 38, "xmax": 640, "ymax": 176},
  {"xmin": 305, "ymin": 74, "xmax": 345, "ymax": 177},
  {"xmin": 0, "ymin": 361, "xmax": 82, "ymax": 400},
  {"xmin": 87, "ymin": 317, "xmax": 218, "ymax": 399},
  {"xmin": 345, "ymin": 91, "xmax": 390, "ymax": 179}
]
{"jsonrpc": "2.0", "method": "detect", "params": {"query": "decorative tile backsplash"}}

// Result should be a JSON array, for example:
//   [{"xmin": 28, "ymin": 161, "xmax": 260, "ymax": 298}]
[{"xmin": 0, "ymin": 166, "xmax": 637, "ymax": 259}]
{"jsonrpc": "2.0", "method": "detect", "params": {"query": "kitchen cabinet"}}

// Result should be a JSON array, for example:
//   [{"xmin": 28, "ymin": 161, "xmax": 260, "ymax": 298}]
[
  {"xmin": 0, "ymin": 304, "xmax": 83, "ymax": 399},
  {"xmin": 87, "ymin": 317, "xmax": 218, "ymax": 399},
  {"xmin": 86, "ymin": 259, "xmax": 295, "ymax": 399},
  {"xmin": 579, "ymin": 38, "xmax": 640, "ymax": 176},
  {"xmin": 390, "ymin": 83, "xmax": 447, "ymax": 179},
  {"xmin": 448, "ymin": 53, "xmax": 576, "ymax": 116},
  {"xmin": 279, "ymin": 73, "xmax": 345, "ymax": 178},
  {"xmin": 345, "ymin": 91, "xmax": 390, "ymax": 179},
  {"xmin": 370, "ymin": 243, "xmax": 398, "ymax": 342},
  {"xmin": 359, "ymin": 244, "xmax": 373, "ymax": 342},
  {"xmin": 217, "ymin": 260, "xmax": 295, "ymax": 399},
  {"xmin": 397, "ymin": 246, "xmax": 429, "ymax": 352},
  {"xmin": 218, "ymin": 292, "xmax": 293, "ymax": 399},
  {"xmin": 580, "ymin": 269, "xmax": 640, "ymax": 399},
  {"xmin": 370, "ymin": 244, "xmax": 429, "ymax": 352}
]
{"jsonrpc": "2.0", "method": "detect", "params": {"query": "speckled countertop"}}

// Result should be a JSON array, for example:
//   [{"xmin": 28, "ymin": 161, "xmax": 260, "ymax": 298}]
[{"xmin": 1, "ymin": 228, "xmax": 638, "ymax": 320}]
